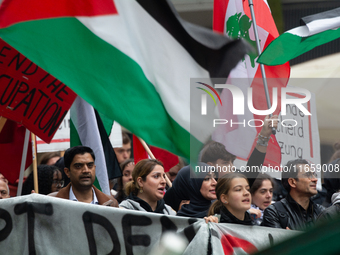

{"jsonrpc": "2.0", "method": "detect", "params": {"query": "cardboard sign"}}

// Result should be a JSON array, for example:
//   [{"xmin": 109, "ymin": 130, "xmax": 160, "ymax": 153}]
[{"xmin": 0, "ymin": 39, "xmax": 76, "ymax": 143}]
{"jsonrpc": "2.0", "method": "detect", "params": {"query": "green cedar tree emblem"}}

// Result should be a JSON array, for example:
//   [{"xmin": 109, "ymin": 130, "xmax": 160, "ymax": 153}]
[{"xmin": 226, "ymin": 13, "xmax": 258, "ymax": 68}]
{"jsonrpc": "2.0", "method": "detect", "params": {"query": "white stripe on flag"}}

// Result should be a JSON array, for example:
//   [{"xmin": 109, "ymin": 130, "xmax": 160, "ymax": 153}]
[{"xmin": 70, "ymin": 96, "xmax": 110, "ymax": 195}]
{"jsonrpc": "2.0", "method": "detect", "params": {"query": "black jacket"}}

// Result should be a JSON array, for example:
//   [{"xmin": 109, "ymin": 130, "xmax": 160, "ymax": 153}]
[
  {"xmin": 317, "ymin": 192, "xmax": 340, "ymax": 224},
  {"xmin": 261, "ymin": 194, "xmax": 324, "ymax": 230},
  {"xmin": 220, "ymin": 206, "xmax": 253, "ymax": 225}
]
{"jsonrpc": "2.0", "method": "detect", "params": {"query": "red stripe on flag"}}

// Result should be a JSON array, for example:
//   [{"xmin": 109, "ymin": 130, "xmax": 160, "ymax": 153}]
[
  {"xmin": 133, "ymin": 135, "xmax": 149, "ymax": 164},
  {"xmin": 242, "ymin": 0, "xmax": 278, "ymax": 38},
  {"xmin": 0, "ymin": 0, "xmax": 118, "ymax": 28},
  {"xmin": 221, "ymin": 234, "xmax": 258, "ymax": 255},
  {"xmin": 213, "ymin": 0, "xmax": 229, "ymax": 33},
  {"xmin": 133, "ymin": 135, "xmax": 179, "ymax": 172},
  {"xmin": 149, "ymin": 146, "xmax": 179, "ymax": 173}
]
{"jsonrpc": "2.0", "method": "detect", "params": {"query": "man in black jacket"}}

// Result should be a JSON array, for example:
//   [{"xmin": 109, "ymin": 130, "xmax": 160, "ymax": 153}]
[{"xmin": 261, "ymin": 159, "xmax": 324, "ymax": 230}]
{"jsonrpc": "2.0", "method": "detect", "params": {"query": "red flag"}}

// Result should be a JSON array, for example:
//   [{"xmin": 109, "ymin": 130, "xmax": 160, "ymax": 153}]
[
  {"xmin": 133, "ymin": 135, "xmax": 179, "ymax": 172},
  {"xmin": 0, "ymin": 119, "xmax": 32, "ymax": 184}
]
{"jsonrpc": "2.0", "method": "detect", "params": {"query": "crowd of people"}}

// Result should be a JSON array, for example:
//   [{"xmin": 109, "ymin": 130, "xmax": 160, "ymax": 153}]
[{"xmin": 2, "ymin": 119, "xmax": 340, "ymax": 234}]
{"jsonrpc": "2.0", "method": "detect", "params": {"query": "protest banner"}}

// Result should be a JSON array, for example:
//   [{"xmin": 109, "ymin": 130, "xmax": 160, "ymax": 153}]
[
  {"xmin": 0, "ymin": 39, "xmax": 76, "ymax": 143},
  {"xmin": 0, "ymin": 194, "xmax": 296, "ymax": 254}
]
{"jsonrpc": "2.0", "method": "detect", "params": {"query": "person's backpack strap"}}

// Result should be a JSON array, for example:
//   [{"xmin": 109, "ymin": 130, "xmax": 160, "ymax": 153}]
[{"xmin": 273, "ymin": 202, "xmax": 288, "ymax": 229}]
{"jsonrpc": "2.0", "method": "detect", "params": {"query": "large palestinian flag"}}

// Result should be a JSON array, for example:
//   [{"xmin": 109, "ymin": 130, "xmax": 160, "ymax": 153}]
[{"xmin": 0, "ymin": 0, "xmax": 248, "ymax": 161}]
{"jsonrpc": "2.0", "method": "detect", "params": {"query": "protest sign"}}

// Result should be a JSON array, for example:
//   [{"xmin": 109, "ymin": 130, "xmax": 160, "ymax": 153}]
[
  {"xmin": 0, "ymin": 194, "xmax": 296, "ymax": 255},
  {"xmin": 276, "ymin": 90, "xmax": 319, "ymax": 166},
  {"xmin": 0, "ymin": 39, "xmax": 76, "ymax": 143},
  {"xmin": 37, "ymin": 111, "xmax": 70, "ymax": 152}
]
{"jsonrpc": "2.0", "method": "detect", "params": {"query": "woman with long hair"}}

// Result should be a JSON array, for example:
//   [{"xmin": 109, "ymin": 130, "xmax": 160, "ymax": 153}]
[
  {"xmin": 250, "ymin": 174, "xmax": 274, "ymax": 225},
  {"xmin": 119, "ymin": 159, "xmax": 175, "ymax": 215},
  {"xmin": 208, "ymin": 173, "xmax": 253, "ymax": 225},
  {"xmin": 22, "ymin": 165, "xmax": 64, "ymax": 195}
]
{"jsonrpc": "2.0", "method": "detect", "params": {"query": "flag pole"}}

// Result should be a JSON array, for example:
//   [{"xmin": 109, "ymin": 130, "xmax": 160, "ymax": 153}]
[
  {"xmin": 248, "ymin": 0, "xmax": 276, "ymax": 135},
  {"xmin": 17, "ymin": 129, "xmax": 30, "ymax": 196},
  {"xmin": 31, "ymin": 133, "xmax": 39, "ymax": 193},
  {"xmin": 137, "ymin": 137, "xmax": 172, "ymax": 188},
  {"xmin": 0, "ymin": 116, "xmax": 7, "ymax": 133}
]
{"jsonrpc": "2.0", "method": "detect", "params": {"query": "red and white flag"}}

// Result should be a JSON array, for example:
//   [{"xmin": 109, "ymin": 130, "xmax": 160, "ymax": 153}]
[{"xmin": 212, "ymin": 0, "xmax": 291, "ymax": 166}]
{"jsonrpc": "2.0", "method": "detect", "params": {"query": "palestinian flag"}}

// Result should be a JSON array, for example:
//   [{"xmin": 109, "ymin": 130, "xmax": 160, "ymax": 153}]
[
  {"xmin": 213, "ymin": 0, "xmax": 290, "ymax": 166},
  {"xmin": 258, "ymin": 7, "xmax": 340, "ymax": 66},
  {"xmin": 70, "ymin": 96, "xmax": 121, "ymax": 195},
  {"xmin": 0, "ymin": 0, "xmax": 248, "ymax": 161}
]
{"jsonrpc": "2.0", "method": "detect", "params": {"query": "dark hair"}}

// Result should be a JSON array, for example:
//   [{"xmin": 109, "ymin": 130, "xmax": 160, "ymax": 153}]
[
  {"xmin": 250, "ymin": 173, "xmax": 274, "ymax": 195},
  {"xmin": 208, "ymin": 173, "xmax": 248, "ymax": 216},
  {"xmin": 22, "ymin": 165, "xmax": 61, "ymax": 195},
  {"xmin": 282, "ymin": 159, "xmax": 309, "ymax": 192},
  {"xmin": 54, "ymin": 157, "xmax": 70, "ymax": 187},
  {"xmin": 201, "ymin": 141, "xmax": 236, "ymax": 164},
  {"xmin": 122, "ymin": 131, "xmax": 131, "ymax": 145},
  {"xmin": 125, "ymin": 159, "xmax": 163, "ymax": 196},
  {"xmin": 115, "ymin": 159, "xmax": 135, "ymax": 203},
  {"xmin": 0, "ymin": 179, "xmax": 9, "ymax": 195},
  {"xmin": 39, "ymin": 152, "xmax": 61, "ymax": 165},
  {"xmin": 64, "ymin": 146, "xmax": 95, "ymax": 169}
]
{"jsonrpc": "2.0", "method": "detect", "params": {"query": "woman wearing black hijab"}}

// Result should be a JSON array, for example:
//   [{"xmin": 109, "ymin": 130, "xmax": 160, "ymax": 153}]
[{"xmin": 173, "ymin": 163, "xmax": 217, "ymax": 218}]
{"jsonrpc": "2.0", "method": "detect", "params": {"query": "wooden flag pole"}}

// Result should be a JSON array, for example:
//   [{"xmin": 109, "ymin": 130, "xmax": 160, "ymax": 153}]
[
  {"xmin": 137, "ymin": 137, "xmax": 172, "ymax": 188},
  {"xmin": 31, "ymin": 133, "xmax": 39, "ymax": 193},
  {"xmin": 0, "ymin": 116, "xmax": 7, "ymax": 133}
]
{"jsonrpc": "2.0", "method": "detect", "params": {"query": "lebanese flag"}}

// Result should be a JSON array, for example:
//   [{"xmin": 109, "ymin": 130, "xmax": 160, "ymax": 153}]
[
  {"xmin": 0, "ymin": 119, "xmax": 32, "ymax": 185},
  {"xmin": 133, "ymin": 135, "xmax": 179, "ymax": 172},
  {"xmin": 0, "ymin": 0, "xmax": 249, "ymax": 161},
  {"xmin": 213, "ymin": 0, "xmax": 291, "ymax": 166}
]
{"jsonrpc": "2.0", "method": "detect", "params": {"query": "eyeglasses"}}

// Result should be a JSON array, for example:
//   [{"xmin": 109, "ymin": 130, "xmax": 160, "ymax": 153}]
[
  {"xmin": 301, "ymin": 172, "xmax": 318, "ymax": 179},
  {"xmin": 52, "ymin": 180, "xmax": 65, "ymax": 187}
]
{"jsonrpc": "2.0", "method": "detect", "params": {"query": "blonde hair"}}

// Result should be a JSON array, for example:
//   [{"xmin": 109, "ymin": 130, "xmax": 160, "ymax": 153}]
[
  {"xmin": 208, "ymin": 173, "xmax": 248, "ymax": 216},
  {"xmin": 125, "ymin": 159, "xmax": 163, "ymax": 196}
]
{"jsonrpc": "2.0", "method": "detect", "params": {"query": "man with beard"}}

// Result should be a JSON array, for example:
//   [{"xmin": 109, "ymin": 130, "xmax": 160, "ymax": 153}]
[
  {"xmin": 261, "ymin": 159, "xmax": 324, "ymax": 230},
  {"xmin": 56, "ymin": 146, "xmax": 118, "ymax": 207}
]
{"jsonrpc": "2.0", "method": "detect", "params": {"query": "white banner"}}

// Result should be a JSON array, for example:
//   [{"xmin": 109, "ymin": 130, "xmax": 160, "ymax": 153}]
[{"xmin": 0, "ymin": 194, "xmax": 297, "ymax": 255}]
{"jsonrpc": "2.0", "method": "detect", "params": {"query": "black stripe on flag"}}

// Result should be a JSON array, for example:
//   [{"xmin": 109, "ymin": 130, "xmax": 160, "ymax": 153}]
[
  {"xmin": 94, "ymin": 110, "xmax": 122, "ymax": 180},
  {"xmin": 136, "ymin": 0, "xmax": 251, "ymax": 78}
]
